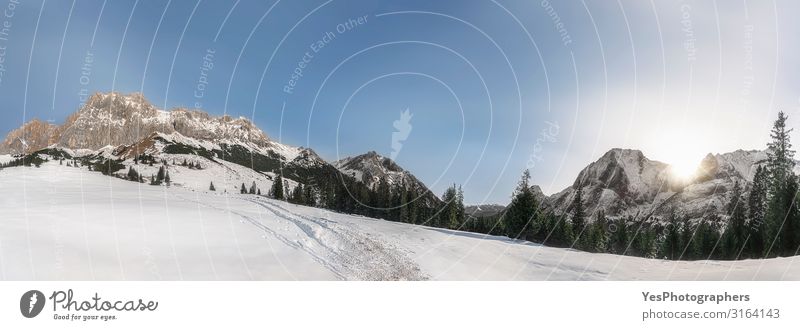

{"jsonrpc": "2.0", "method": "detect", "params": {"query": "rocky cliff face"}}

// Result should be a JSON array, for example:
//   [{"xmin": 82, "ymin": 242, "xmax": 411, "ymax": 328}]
[
  {"xmin": 334, "ymin": 150, "xmax": 438, "ymax": 202},
  {"xmin": 334, "ymin": 151, "xmax": 416, "ymax": 188},
  {"xmin": 0, "ymin": 92, "xmax": 274, "ymax": 153},
  {"xmin": 0, "ymin": 119, "xmax": 60, "ymax": 154},
  {"xmin": 543, "ymin": 148, "xmax": 768, "ymax": 222}
]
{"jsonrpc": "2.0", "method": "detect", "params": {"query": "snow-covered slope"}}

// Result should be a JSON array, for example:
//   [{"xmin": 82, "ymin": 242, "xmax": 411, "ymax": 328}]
[{"xmin": 3, "ymin": 162, "xmax": 798, "ymax": 280}]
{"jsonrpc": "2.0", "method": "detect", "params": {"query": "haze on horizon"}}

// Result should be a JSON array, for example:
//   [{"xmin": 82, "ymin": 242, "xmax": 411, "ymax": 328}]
[{"xmin": 0, "ymin": 0, "xmax": 798, "ymax": 204}]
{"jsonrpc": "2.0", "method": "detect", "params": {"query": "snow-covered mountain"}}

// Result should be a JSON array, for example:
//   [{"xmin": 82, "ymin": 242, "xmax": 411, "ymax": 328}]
[
  {"xmin": 4, "ymin": 92, "xmax": 277, "ymax": 153},
  {"xmin": 465, "ymin": 204, "xmax": 506, "ymax": 218},
  {"xmin": 0, "ymin": 91, "xmax": 781, "ymax": 224},
  {"xmin": 544, "ymin": 148, "xmax": 768, "ymax": 222},
  {"xmin": 0, "ymin": 91, "xmax": 439, "ymax": 203},
  {"xmin": 334, "ymin": 151, "xmax": 439, "ymax": 205},
  {"xmin": 334, "ymin": 151, "xmax": 419, "ymax": 188}
]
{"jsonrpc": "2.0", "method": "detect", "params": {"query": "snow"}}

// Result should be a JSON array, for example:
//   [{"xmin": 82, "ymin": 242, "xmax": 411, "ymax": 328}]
[
  {"xmin": 2, "ymin": 162, "xmax": 799, "ymax": 280},
  {"xmin": 155, "ymin": 132, "xmax": 218, "ymax": 152},
  {"xmin": 112, "ymin": 152, "xmax": 297, "ymax": 194},
  {"xmin": 0, "ymin": 154, "xmax": 14, "ymax": 163}
]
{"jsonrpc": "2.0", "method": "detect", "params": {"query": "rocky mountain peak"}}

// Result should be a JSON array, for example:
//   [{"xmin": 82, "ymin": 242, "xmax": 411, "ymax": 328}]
[
  {"xmin": 0, "ymin": 91, "xmax": 274, "ymax": 153},
  {"xmin": 0, "ymin": 119, "xmax": 60, "ymax": 154},
  {"xmin": 334, "ymin": 151, "xmax": 415, "ymax": 188}
]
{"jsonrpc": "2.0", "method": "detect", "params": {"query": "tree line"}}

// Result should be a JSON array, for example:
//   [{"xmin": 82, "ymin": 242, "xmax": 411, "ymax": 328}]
[{"xmin": 490, "ymin": 111, "xmax": 800, "ymax": 260}]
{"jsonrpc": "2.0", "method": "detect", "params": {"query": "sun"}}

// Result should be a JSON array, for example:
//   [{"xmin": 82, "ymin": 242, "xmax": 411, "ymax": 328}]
[
  {"xmin": 669, "ymin": 160, "xmax": 699, "ymax": 180},
  {"xmin": 646, "ymin": 130, "xmax": 706, "ymax": 182}
]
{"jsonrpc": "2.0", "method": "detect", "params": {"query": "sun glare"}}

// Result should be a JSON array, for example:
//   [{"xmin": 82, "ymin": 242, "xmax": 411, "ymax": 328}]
[{"xmin": 669, "ymin": 161, "xmax": 698, "ymax": 180}]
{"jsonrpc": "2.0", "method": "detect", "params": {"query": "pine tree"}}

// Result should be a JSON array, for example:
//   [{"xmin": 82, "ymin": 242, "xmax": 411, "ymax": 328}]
[
  {"xmin": 723, "ymin": 180, "xmax": 747, "ymax": 259},
  {"xmin": 303, "ymin": 184, "xmax": 316, "ymax": 207},
  {"xmin": 209, "ymin": 182, "xmax": 216, "ymax": 191},
  {"xmin": 609, "ymin": 218, "xmax": 629, "ymax": 254},
  {"xmin": 767, "ymin": 111, "xmax": 795, "ymax": 187},
  {"xmin": 156, "ymin": 166, "xmax": 166, "ymax": 183},
  {"xmin": 569, "ymin": 185, "xmax": 586, "ymax": 247},
  {"xmin": 439, "ymin": 185, "xmax": 465, "ymax": 229},
  {"xmin": 661, "ymin": 211, "xmax": 681, "ymax": 260},
  {"xmin": 503, "ymin": 170, "xmax": 539, "ymax": 240},
  {"xmin": 126, "ymin": 166, "xmax": 139, "ymax": 181},
  {"xmin": 240, "ymin": 183, "xmax": 247, "ymax": 194},
  {"xmin": 291, "ymin": 183, "xmax": 305, "ymax": 204},
  {"xmin": 679, "ymin": 220, "xmax": 696, "ymax": 260},
  {"xmin": 271, "ymin": 174, "xmax": 284, "ymax": 200},
  {"xmin": 585, "ymin": 211, "xmax": 608, "ymax": 252},
  {"xmin": 164, "ymin": 170, "xmax": 171, "ymax": 186},
  {"xmin": 249, "ymin": 181, "xmax": 257, "ymax": 194},
  {"xmin": 765, "ymin": 111, "xmax": 796, "ymax": 257},
  {"xmin": 747, "ymin": 165, "xmax": 768, "ymax": 257},
  {"xmin": 552, "ymin": 216, "xmax": 574, "ymax": 248},
  {"xmin": 778, "ymin": 174, "xmax": 799, "ymax": 256}
]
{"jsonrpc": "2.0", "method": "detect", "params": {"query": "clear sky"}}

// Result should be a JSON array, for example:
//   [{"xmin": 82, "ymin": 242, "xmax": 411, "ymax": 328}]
[{"xmin": 1, "ymin": 0, "xmax": 799, "ymax": 204}]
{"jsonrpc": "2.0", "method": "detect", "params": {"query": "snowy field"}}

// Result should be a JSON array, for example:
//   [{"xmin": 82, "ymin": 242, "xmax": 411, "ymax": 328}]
[{"xmin": 1, "ymin": 162, "xmax": 799, "ymax": 280}]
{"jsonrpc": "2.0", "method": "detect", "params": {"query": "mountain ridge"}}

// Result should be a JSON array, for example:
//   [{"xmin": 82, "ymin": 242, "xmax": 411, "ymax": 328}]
[{"xmin": 0, "ymin": 91, "xmax": 780, "ymax": 223}]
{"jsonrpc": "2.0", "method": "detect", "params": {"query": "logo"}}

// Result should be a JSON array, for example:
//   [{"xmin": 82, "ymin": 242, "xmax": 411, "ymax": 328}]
[
  {"xmin": 20, "ymin": 290, "xmax": 45, "ymax": 318},
  {"xmin": 391, "ymin": 108, "xmax": 413, "ymax": 160}
]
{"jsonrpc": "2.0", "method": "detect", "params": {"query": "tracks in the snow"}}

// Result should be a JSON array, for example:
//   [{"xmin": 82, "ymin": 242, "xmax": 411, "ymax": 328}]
[{"xmin": 244, "ymin": 198, "xmax": 427, "ymax": 280}]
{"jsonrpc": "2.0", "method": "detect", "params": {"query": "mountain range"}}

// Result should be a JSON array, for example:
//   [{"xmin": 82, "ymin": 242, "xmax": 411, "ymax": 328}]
[
  {"xmin": 0, "ymin": 91, "xmax": 437, "ymax": 206},
  {"xmin": 0, "ymin": 91, "xmax": 778, "ymax": 223}
]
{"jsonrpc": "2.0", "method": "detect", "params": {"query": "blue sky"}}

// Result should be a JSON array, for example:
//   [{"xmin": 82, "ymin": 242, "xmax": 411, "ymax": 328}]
[{"xmin": 1, "ymin": 0, "xmax": 799, "ymax": 204}]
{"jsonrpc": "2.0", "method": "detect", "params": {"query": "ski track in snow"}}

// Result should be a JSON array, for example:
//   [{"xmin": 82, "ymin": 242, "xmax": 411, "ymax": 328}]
[{"xmin": 243, "ymin": 198, "xmax": 427, "ymax": 280}]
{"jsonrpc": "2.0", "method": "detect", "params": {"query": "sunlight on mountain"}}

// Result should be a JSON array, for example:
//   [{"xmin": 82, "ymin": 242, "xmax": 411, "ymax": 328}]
[{"xmin": 669, "ymin": 161, "xmax": 698, "ymax": 180}]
